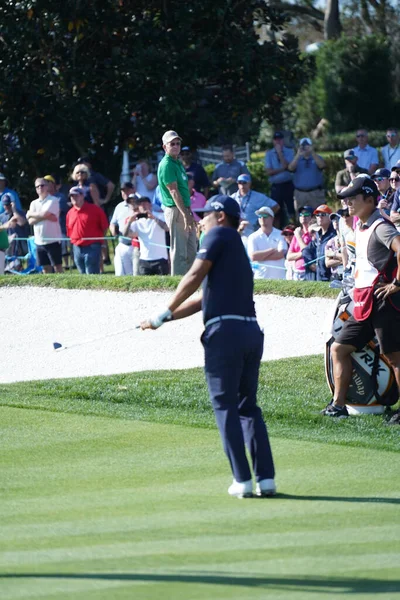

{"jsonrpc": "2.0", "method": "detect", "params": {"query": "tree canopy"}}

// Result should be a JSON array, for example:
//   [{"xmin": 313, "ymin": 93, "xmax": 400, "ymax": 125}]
[{"xmin": 0, "ymin": 0, "xmax": 305, "ymax": 190}]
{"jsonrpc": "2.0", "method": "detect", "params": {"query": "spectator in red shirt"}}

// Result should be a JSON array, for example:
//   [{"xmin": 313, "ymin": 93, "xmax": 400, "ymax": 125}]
[{"xmin": 66, "ymin": 186, "xmax": 109, "ymax": 274}]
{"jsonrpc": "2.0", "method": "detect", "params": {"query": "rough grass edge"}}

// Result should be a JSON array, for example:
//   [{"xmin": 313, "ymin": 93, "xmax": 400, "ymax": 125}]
[{"xmin": 0, "ymin": 275, "xmax": 339, "ymax": 299}]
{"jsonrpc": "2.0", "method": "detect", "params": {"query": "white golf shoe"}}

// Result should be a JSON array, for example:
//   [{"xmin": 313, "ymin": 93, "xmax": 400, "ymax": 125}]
[
  {"xmin": 228, "ymin": 478, "xmax": 253, "ymax": 498},
  {"xmin": 255, "ymin": 479, "xmax": 276, "ymax": 497}
]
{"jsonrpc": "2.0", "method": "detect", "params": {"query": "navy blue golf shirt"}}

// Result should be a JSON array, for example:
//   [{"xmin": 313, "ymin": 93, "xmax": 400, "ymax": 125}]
[{"xmin": 197, "ymin": 226, "xmax": 256, "ymax": 323}]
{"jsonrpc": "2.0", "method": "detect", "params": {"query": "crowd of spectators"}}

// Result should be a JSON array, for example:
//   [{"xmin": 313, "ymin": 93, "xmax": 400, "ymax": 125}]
[{"xmin": 1, "ymin": 126, "xmax": 400, "ymax": 279}]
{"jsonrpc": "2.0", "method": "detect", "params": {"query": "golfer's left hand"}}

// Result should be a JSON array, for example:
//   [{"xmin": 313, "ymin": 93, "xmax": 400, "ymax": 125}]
[
  {"xmin": 375, "ymin": 282, "xmax": 399, "ymax": 300},
  {"xmin": 140, "ymin": 320, "xmax": 156, "ymax": 330}
]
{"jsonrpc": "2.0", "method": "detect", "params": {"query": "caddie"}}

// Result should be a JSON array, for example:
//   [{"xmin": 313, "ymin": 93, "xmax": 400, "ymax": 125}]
[
  {"xmin": 323, "ymin": 175, "xmax": 400, "ymax": 422},
  {"xmin": 140, "ymin": 195, "xmax": 276, "ymax": 497}
]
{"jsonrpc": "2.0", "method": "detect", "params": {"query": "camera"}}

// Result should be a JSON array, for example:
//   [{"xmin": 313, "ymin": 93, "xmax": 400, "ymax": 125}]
[{"xmin": 137, "ymin": 212, "xmax": 148, "ymax": 219}]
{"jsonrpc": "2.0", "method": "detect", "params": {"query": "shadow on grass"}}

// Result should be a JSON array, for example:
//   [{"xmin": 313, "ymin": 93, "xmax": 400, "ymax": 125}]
[
  {"xmin": 0, "ymin": 572, "xmax": 399, "ymax": 593},
  {"xmin": 276, "ymin": 493, "xmax": 400, "ymax": 505}
]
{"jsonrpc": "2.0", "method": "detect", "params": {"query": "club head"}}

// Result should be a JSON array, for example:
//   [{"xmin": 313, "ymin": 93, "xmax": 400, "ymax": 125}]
[{"xmin": 53, "ymin": 342, "xmax": 63, "ymax": 351}]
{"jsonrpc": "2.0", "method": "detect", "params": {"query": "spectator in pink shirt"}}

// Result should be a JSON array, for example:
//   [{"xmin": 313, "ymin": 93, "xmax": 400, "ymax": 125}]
[
  {"xmin": 187, "ymin": 173, "xmax": 206, "ymax": 222},
  {"xmin": 286, "ymin": 205, "xmax": 313, "ymax": 280}
]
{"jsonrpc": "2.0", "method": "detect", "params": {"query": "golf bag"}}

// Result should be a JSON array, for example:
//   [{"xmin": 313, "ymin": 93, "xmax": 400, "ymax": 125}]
[{"xmin": 325, "ymin": 280, "xmax": 398, "ymax": 414}]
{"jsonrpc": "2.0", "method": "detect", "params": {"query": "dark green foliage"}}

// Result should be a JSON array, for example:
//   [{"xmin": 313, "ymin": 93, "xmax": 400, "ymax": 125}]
[
  {"xmin": 288, "ymin": 35, "xmax": 396, "ymax": 136},
  {"xmin": 0, "ymin": 1, "xmax": 305, "ymax": 196}
]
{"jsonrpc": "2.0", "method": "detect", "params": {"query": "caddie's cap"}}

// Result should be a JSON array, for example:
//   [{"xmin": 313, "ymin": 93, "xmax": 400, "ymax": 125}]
[
  {"xmin": 162, "ymin": 130, "xmax": 182, "ymax": 145},
  {"xmin": 44, "ymin": 174, "xmax": 56, "ymax": 184},
  {"xmin": 69, "ymin": 186, "xmax": 84, "ymax": 196},
  {"xmin": 372, "ymin": 168, "xmax": 391, "ymax": 180},
  {"xmin": 300, "ymin": 137, "xmax": 312, "ymax": 146},
  {"xmin": 313, "ymin": 204, "xmax": 332, "ymax": 215},
  {"xmin": 344, "ymin": 149, "xmax": 357, "ymax": 159},
  {"xmin": 193, "ymin": 194, "xmax": 240, "ymax": 219},
  {"xmin": 255, "ymin": 206, "xmax": 274, "ymax": 218},
  {"xmin": 337, "ymin": 175, "xmax": 378, "ymax": 199},
  {"xmin": 1, "ymin": 193, "xmax": 12, "ymax": 205},
  {"xmin": 237, "ymin": 173, "xmax": 251, "ymax": 183}
]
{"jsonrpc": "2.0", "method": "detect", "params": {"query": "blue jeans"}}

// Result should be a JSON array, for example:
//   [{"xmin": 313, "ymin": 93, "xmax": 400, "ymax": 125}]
[{"xmin": 72, "ymin": 243, "xmax": 102, "ymax": 274}]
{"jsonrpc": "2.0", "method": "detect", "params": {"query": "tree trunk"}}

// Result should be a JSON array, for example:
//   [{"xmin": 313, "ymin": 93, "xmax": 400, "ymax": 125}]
[{"xmin": 324, "ymin": 0, "xmax": 342, "ymax": 40}]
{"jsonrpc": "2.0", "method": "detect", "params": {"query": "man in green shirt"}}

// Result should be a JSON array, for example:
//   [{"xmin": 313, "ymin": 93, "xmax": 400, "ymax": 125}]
[{"xmin": 158, "ymin": 130, "xmax": 197, "ymax": 275}]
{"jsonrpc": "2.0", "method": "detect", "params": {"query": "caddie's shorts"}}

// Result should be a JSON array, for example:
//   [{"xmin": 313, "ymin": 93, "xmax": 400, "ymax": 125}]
[{"xmin": 335, "ymin": 299, "xmax": 400, "ymax": 355}]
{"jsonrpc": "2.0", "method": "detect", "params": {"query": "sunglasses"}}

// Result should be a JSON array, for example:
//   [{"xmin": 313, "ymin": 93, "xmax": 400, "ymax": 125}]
[
  {"xmin": 316, "ymin": 212, "xmax": 330, "ymax": 217},
  {"xmin": 390, "ymin": 177, "xmax": 400, "ymax": 182},
  {"xmin": 356, "ymin": 134, "xmax": 366, "ymax": 138},
  {"xmin": 387, "ymin": 133, "xmax": 397, "ymax": 137},
  {"xmin": 283, "ymin": 232, "xmax": 294, "ymax": 236},
  {"xmin": 299, "ymin": 212, "xmax": 311, "ymax": 217},
  {"xmin": 168, "ymin": 141, "xmax": 181, "ymax": 147},
  {"xmin": 35, "ymin": 183, "xmax": 48, "ymax": 188},
  {"xmin": 76, "ymin": 170, "xmax": 87, "ymax": 174},
  {"xmin": 374, "ymin": 177, "xmax": 387, "ymax": 181}
]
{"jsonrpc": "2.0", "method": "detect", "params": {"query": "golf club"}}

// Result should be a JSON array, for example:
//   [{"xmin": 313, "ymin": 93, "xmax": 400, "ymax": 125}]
[{"xmin": 53, "ymin": 324, "xmax": 141, "ymax": 352}]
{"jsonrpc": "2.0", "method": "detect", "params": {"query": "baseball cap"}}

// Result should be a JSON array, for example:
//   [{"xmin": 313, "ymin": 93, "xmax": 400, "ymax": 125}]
[
  {"xmin": 273, "ymin": 131, "xmax": 284, "ymax": 139},
  {"xmin": 255, "ymin": 206, "xmax": 274, "ymax": 218},
  {"xmin": 128, "ymin": 193, "xmax": 140, "ymax": 201},
  {"xmin": 372, "ymin": 168, "xmax": 391, "ymax": 180},
  {"xmin": 300, "ymin": 137, "xmax": 312, "ymax": 146},
  {"xmin": 337, "ymin": 175, "xmax": 378, "ymax": 199},
  {"xmin": 193, "ymin": 194, "xmax": 241, "ymax": 219},
  {"xmin": 282, "ymin": 224, "xmax": 296, "ymax": 236},
  {"xmin": 181, "ymin": 146, "xmax": 190, "ymax": 152},
  {"xmin": 237, "ymin": 173, "xmax": 251, "ymax": 183},
  {"xmin": 1, "ymin": 193, "xmax": 12, "ymax": 205},
  {"xmin": 298, "ymin": 205, "xmax": 313, "ymax": 215},
  {"xmin": 44, "ymin": 174, "xmax": 56, "ymax": 184},
  {"xmin": 0, "ymin": 173, "xmax": 6, "ymax": 180},
  {"xmin": 121, "ymin": 181, "xmax": 134, "ymax": 189},
  {"xmin": 393, "ymin": 160, "xmax": 400, "ymax": 171},
  {"xmin": 162, "ymin": 130, "xmax": 182, "ymax": 145},
  {"xmin": 313, "ymin": 204, "xmax": 332, "ymax": 215},
  {"xmin": 344, "ymin": 149, "xmax": 356, "ymax": 159},
  {"xmin": 330, "ymin": 213, "xmax": 340, "ymax": 221},
  {"xmin": 337, "ymin": 208, "xmax": 350, "ymax": 217},
  {"xmin": 69, "ymin": 186, "xmax": 84, "ymax": 196}
]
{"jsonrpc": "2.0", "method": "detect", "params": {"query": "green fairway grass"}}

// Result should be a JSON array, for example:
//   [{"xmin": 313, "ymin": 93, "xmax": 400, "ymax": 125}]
[
  {"xmin": 1, "ymin": 406, "xmax": 399, "ymax": 600},
  {"xmin": 1, "ymin": 357, "xmax": 398, "ymax": 452}
]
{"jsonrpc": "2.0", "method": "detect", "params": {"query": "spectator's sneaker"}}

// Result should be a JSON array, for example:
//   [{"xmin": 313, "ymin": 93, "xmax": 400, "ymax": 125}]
[
  {"xmin": 255, "ymin": 479, "xmax": 276, "ymax": 497},
  {"xmin": 324, "ymin": 404, "xmax": 349, "ymax": 418},
  {"xmin": 388, "ymin": 410, "xmax": 400, "ymax": 425},
  {"xmin": 228, "ymin": 479, "xmax": 253, "ymax": 498}
]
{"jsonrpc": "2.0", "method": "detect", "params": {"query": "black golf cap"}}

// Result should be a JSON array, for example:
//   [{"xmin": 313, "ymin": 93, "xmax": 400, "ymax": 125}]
[
  {"xmin": 193, "ymin": 194, "xmax": 241, "ymax": 219},
  {"xmin": 337, "ymin": 175, "xmax": 378, "ymax": 199}
]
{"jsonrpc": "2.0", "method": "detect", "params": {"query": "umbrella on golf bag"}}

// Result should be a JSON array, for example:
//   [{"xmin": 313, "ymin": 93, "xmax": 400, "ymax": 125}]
[{"xmin": 325, "ymin": 279, "xmax": 398, "ymax": 415}]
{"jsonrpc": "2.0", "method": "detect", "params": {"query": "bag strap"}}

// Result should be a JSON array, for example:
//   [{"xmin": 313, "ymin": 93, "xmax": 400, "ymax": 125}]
[{"xmin": 371, "ymin": 342, "xmax": 384, "ymax": 405}]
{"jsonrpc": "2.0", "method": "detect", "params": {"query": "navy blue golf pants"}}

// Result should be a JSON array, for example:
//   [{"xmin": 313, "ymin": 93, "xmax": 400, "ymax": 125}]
[{"xmin": 201, "ymin": 320, "xmax": 275, "ymax": 483}]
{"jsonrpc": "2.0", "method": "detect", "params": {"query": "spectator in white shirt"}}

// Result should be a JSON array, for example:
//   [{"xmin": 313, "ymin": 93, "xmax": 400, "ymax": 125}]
[
  {"xmin": 352, "ymin": 129, "xmax": 378, "ymax": 174},
  {"xmin": 381, "ymin": 128, "xmax": 400, "ymax": 171},
  {"xmin": 26, "ymin": 177, "xmax": 63, "ymax": 273},
  {"xmin": 122, "ymin": 197, "xmax": 170, "ymax": 275},
  {"xmin": 247, "ymin": 206, "xmax": 287, "ymax": 279}
]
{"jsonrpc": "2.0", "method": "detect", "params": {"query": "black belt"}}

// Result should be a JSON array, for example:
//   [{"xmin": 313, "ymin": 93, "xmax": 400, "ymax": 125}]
[{"xmin": 295, "ymin": 186, "xmax": 323, "ymax": 192}]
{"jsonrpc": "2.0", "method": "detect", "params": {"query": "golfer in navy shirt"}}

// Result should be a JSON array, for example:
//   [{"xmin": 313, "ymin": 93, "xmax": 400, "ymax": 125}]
[{"xmin": 141, "ymin": 195, "xmax": 276, "ymax": 498}]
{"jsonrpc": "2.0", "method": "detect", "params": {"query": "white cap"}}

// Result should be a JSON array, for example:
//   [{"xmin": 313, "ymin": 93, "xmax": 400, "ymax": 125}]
[
  {"xmin": 300, "ymin": 137, "xmax": 312, "ymax": 146},
  {"xmin": 255, "ymin": 206, "xmax": 274, "ymax": 218},
  {"xmin": 0, "ymin": 173, "xmax": 6, "ymax": 180},
  {"xmin": 162, "ymin": 130, "xmax": 182, "ymax": 145}
]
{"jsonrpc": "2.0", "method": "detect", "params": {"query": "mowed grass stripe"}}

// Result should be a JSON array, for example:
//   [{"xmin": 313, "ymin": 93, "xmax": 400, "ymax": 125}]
[
  {"xmin": 1, "ymin": 407, "xmax": 399, "ymax": 600},
  {"xmin": 1, "ymin": 357, "xmax": 399, "ymax": 452}
]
